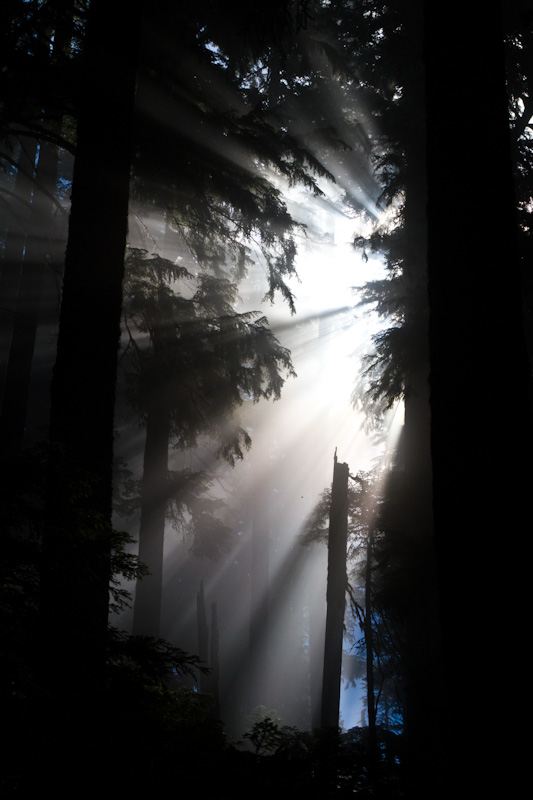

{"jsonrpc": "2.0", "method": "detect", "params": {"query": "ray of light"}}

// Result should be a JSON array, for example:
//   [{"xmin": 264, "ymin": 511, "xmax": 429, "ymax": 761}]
[{"xmin": 116, "ymin": 45, "xmax": 406, "ymax": 732}]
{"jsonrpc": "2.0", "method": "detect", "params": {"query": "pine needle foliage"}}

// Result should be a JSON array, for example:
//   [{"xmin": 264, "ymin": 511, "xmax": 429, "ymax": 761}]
[{"xmin": 123, "ymin": 247, "xmax": 296, "ymax": 464}]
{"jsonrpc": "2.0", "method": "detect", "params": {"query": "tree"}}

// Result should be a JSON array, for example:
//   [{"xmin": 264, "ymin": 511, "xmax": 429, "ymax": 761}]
[
  {"xmin": 303, "ymin": 466, "xmax": 407, "ymax": 794},
  {"xmin": 10, "ymin": 3, "xmax": 531, "ymax": 792},
  {"xmin": 424, "ymin": 3, "xmax": 533, "ymax": 797},
  {"xmin": 505, "ymin": 2, "xmax": 533, "ymax": 373},
  {"xmin": 38, "ymin": 0, "xmax": 142, "ymax": 704},
  {"xmin": 321, "ymin": 3, "xmax": 443, "ymax": 793},
  {"xmin": 0, "ymin": 1, "xmax": 75, "ymax": 459},
  {"xmin": 122, "ymin": 249, "xmax": 295, "ymax": 637},
  {"xmin": 320, "ymin": 453, "xmax": 349, "ymax": 730},
  {"xmin": 305, "ymin": 5, "xmax": 533, "ymax": 795},
  {"xmin": 114, "ymin": 1, "xmax": 361, "ymax": 655}
]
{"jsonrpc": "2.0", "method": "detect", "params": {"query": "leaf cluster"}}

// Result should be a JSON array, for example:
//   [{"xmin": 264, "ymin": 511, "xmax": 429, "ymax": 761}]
[
  {"xmin": 130, "ymin": 3, "xmax": 339, "ymax": 311},
  {"xmin": 106, "ymin": 628, "xmax": 207, "ymax": 687},
  {"xmin": 504, "ymin": 5, "xmax": 533, "ymax": 353},
  {"xmin": 243, "ymin": 716, "xmax": 293, "ymax": 755},
  {"xmin": 309, "ymin": 1, "xmax": 429, "ymax": 419},
  {"xmin": 123, "ymin": 248, "xmax": 296, "ymax": 464}
]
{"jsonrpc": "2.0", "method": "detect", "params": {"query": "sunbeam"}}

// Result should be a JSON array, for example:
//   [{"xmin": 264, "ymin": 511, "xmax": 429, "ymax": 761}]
[
  {"xmin": 72, "ymin": 0, "xmax": 405, "ymax": 740},
  {"xmin": 6, "ymin": 2, "xmax": 525, "ymax": 795},
  {"xmin": 112, "ymin": 165, "xmax": 405, "ymax": 734}
]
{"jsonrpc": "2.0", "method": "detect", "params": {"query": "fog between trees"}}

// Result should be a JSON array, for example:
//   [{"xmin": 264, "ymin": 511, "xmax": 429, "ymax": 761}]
[{"xmin": 1, "ymin": 1, "xmax": 531, "ymax": 797}]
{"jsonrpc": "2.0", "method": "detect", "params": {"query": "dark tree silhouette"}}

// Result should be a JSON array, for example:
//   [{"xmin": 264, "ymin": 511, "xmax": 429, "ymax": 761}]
[
  {"xmin": 39, "ymin": 0, "xmax": 141, "ymax": 704},
  {"xmin": 122, "ymin": 250, "xmax": 295, "ymax": 637},
  {"xmin": 0, "ymin": 1, "xmax": 74, "ymax": 459},
  {"xmin": 320, "ymin": 454, "xmax": 349, "ymax": 731},
  {"xmin": 424, "ymin": 2, "xmax": 533, "ymax": 798}
]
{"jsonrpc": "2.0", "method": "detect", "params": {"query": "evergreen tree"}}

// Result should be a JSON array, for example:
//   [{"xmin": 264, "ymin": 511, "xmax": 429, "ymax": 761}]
[
  {"xmin": 121, "ymin": 249, "xmax": 295, "ymax": 637},
  {"xmin": 302, "ymin": 466, "xmax": 405, "ymax": 791},
  {"xmin": 0, "ymin": 0, "xmax": 81, "ymax": 446}
]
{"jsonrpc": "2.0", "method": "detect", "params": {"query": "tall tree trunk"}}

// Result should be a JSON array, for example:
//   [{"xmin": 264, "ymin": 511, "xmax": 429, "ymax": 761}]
[
  {"xmin": 0, "ymin": 140, "xmax": 39, "ymax": 541},
  {"xmin": 424, "ymin": 3, "xmax": 532, "ymax": 797},
  {"xmin": 194, "ymin": 583, "xmax": 222, "ymax": 720},
  {"xmin": 0, "ymin": 4, "xmax": 73, "ymax": 458},
  {"xmin": 320, "ymin": 454, "xmax": 349, "ymax": 730},
  {"xmin": 307, "ymin": 543, "xmax": 326, "ymax": 731},
  {"xmin": 196, "ymin": 583, "xmax": 221, "ymax": 716},
  {"xmin": 0, "ymin": 139, "xmax": 64, "ymax": 457},
  {"xmin": 197, "ymin": 581, "xmax": 209, "ymax": 690},
  {"xmin": 364, "ymin": 525, "xmax": 377, "ymax": 779},
  {"xmin": 248, "ymin": 462, "xmax": 272, "ymax": 707},
  {"xmin": 209, "ymin": 601, "xmax": 221, "ymax": 719},
  {"xmin": 133, "ymin": 398, "xmax": 171, "ymax": 638},
  {"xmin": 39, "ymin": 0, "xmax": 141, "ymax": 702},
  {"xmin": 0, "ymin": 139, "xmax": 39, "ymax": 408}
]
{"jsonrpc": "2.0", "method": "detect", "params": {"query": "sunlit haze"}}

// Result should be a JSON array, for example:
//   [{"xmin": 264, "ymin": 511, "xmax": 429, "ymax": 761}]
[{"xmin": 114, "ymin": 171, "xmax": 403, "ymax": 734}]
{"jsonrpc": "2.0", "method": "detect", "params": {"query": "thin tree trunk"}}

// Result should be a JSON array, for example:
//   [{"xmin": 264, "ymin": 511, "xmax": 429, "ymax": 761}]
[
  {"xmin": 248, "ymin": 462, "xmax": 271, "ymax": 706},
  {"xmin": 0, "ymin": 139, "xmax": 63, "ymax": 457},
  {"xmin": 307, "ymin": 544, "xmax": 326, "ymax": 731},
  {"xmin": 0, "ymin": 140, "xmax": 38, "ymax": 408},
  {"xmin": 210, "ymin": 601, "xmax": 221, "ymax": 719},
  {"xmin": 320, "ymin": 454, "xmax": 349, "ymax": 730},
  {"xmin": 0, "ymin": 3, "xmax": 73, "ymax": 457},
  {"xmin": 0, "ymin": 140, "xmax": 39, "ymax": 540},
  {"xmin": 133, "ymin": 398, "xmax": 171, "ymax": 638},
  {"xmin": 364, "ymin": 529, "xmax": 376, "ymax": 729},
  {"xmin": 197, "ymin": 581, "xmax": 209, "ymax": 690},
  {"xmin": 364, "ymin": 525, "xmax": 378, "ymax": 786}
]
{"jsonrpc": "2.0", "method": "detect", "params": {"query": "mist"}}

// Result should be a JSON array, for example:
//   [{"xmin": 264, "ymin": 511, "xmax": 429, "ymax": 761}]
[
  {"xmin": 111, "ymin": 176, "xmax": 396, "ymax": 736},
  {"xmin": 1, "ymin": 2, "xmax": 530, "ymax": 798}
]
